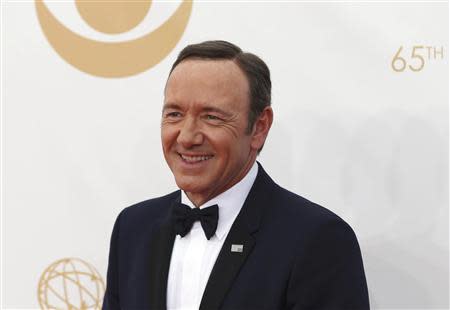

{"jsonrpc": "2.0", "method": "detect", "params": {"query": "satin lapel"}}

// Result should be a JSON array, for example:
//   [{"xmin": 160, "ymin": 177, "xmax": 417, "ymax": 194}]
[
  {"xmin": 199, "ymin": 163, "xmax": 272, "ymax": 310},
  {"xmin": 199, "ymin": 212, "xmax": 256, "ymax": 310},
  {"xmin": 148, "ymin": 196, "xmax": 179, "ymax": 310}
]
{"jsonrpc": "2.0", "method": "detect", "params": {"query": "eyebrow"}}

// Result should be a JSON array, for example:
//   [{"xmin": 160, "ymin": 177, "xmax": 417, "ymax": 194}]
[
  {"xmin": 202, "ymin": 106, "xmax": 233, "ymax": 118},
  {"xmin": 162, "ymin": 102, "xmax": 233, "ymax": 118},
  {"xmin": 162, "ymin": 103, "xmax": 182, "ymax": 112}
]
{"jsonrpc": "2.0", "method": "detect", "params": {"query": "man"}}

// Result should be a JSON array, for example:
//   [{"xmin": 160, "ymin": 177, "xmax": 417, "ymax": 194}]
[{"xmin": 103, "ymin": 40, "xmax": 369, "ymax": 310}]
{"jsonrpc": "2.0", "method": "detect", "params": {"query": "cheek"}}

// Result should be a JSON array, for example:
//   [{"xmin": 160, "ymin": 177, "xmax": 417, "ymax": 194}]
[
  {"xmin": 207, "ymin": 132, "xmax": 245, "ymax": 161},
  {"xmin": 205, "ymin": 130, "xmax": 233, "ymax": 149},
  {"xmin": 161, "ymin": 126, "xmax": 177, "ymax": 149}
]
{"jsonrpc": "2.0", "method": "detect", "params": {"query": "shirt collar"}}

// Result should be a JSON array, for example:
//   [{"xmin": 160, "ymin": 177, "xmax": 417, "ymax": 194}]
[{"xmin": 181, "ymin": 161, "xmax": 258, "ymax": 240}]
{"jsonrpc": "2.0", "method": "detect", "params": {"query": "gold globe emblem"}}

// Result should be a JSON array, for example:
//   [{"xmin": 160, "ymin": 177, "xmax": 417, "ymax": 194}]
[
  {"xmin": 35, "ymin": 0, "xmax": 193, "ymax": 77},
  {"xmin": 75, "ymin": 0, "xmax": 152, "ymax": 34},
  {"xmin": 38, "ymin": 258, "xmax": 105, "ymax": 310}
]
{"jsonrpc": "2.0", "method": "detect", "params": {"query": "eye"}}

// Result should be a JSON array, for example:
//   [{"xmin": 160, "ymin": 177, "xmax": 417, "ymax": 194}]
[
  {"xmin": 205, "ymin": 114, "xmax": 221, "ymax": 121},
  {"xmin": 165, "ymin": 111, "xmax": 182, "ymax": 118}
]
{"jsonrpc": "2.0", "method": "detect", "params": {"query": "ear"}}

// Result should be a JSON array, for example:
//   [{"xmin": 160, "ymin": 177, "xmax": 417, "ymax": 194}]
[{"xmin": 250, "ymin": 106, "xmax": 273, "ymax": 151}]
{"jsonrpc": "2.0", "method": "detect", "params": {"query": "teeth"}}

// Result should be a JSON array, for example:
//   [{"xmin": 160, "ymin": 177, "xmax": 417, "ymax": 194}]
[{"xmin": 181, "ymin": 154, "xmax": 213, "ymax": 162}]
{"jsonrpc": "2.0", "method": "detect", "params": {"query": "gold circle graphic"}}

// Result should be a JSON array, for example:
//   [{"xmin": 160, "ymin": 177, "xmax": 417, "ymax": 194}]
[
  {"xmin": 37, "ymin": 257, "xmax": 105, "ymax": 309},
  {"xmin": 35, "ymin": 0, "xmax": 193, "ymax": 78},
  {"xmin": 75, "ymin": 0, "xmax": 152, "ymax": 34}
]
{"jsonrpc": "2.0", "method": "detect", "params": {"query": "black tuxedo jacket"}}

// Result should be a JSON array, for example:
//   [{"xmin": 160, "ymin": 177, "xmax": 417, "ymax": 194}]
[{"xmin": 103, "ymin": 164, "xmax": 369, "ymax": 310}]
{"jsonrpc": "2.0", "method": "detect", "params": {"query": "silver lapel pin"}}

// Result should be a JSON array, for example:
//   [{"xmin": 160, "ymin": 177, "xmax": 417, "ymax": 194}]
[{"xmin": 231, "ymin": 244, "xmax": 244, "ymax": 253}]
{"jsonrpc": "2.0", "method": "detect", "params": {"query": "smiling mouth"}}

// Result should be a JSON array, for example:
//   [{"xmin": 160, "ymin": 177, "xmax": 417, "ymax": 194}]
[{"xmin": 179, "ymin": 153, "xmax": 214, "ymax": 163}]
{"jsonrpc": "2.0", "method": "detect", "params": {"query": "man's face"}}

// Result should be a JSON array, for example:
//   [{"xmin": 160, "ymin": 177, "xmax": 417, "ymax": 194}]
[{"xmin": 162, "ymin": 59, "xmax": 258, "ymax": 205}]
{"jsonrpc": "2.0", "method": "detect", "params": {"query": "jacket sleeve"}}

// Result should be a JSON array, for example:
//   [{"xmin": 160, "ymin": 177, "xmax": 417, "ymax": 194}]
[
  {"xmin": 102, "ymin": 210, "xmax": 123, "ymax": 310},
  {"xmin": 286, "ymin": 218, "xmax": 370, "ymax": 310}
]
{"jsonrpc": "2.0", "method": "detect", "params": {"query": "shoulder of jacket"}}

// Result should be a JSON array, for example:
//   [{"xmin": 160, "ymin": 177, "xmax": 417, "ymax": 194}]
[{"xmin": 118, "ymin": 190, "xmax": 180, "ymax": 221}]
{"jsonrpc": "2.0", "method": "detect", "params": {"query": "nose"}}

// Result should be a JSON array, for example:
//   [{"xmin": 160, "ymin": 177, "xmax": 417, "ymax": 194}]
[{"xmin": 177, "ymin": 116, "xmax": 204, "ymax": 148}]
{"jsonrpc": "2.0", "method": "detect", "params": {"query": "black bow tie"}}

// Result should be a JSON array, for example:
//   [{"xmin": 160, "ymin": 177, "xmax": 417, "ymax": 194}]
[{"xmin": 172, "ymin": 203, "xmax": 219, "ymax": 240}]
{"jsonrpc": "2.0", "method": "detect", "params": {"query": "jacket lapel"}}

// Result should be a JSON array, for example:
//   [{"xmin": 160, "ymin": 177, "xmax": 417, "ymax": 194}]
[
  {"xmin": 199, "ymin": 163, "xmax": 271, "ymax": 310},
  {"xmin": 148, "ymin": 196, "xmax": 179, "ymax": 310}
]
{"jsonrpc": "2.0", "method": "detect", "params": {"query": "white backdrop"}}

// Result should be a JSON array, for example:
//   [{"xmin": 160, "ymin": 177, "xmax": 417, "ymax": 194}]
[{"xmin": 2, "ymin": 1, "xmax": 448, "ymax": 309}]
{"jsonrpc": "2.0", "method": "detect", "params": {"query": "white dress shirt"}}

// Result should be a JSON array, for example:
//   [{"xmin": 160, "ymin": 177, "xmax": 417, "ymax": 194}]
[{"xmin": 166, "ymin": 162, "xmax": 258, "ymax": 310}]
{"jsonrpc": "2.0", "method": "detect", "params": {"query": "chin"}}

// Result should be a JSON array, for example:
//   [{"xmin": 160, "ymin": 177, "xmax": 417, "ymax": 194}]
[{"xmin": 174, "ymin": 176, "xmax": 204, "ymax": 193}]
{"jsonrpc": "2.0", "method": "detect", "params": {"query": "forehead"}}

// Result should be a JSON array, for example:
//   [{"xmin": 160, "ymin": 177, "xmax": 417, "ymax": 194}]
[{"xmin": 164, "ymin": 59, "xmax": 249, "ymax": 109}]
